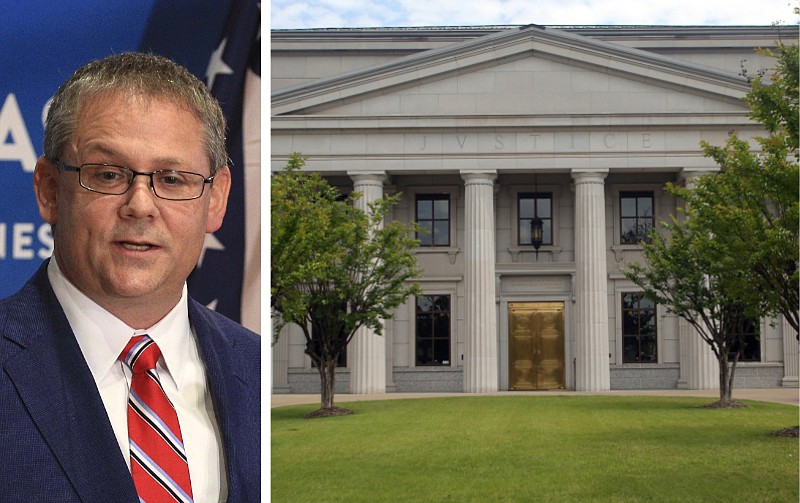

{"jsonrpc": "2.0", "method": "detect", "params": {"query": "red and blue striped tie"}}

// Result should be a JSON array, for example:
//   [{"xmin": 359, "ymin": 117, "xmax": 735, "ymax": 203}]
[{"xmin": 120, "ymin": 335, "xmax": 194, "ymax": 503}]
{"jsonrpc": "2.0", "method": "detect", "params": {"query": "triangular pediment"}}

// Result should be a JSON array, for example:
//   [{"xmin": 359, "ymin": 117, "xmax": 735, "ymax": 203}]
[{"xmin": 272, "ymin": 25, "xmax": 750, "ymax": 117}]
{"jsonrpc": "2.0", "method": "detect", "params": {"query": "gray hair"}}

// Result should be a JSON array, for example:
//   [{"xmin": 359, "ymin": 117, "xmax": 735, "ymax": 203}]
[{"xmin": 44, "ymin": 52, "xmax": 227, "ymax": 173}]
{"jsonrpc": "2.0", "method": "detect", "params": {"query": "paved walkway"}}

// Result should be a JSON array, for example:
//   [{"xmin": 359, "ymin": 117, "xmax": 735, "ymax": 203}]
[{"xmin": 272, "ymin": 387, "xmax": 799, "ymax": 408}]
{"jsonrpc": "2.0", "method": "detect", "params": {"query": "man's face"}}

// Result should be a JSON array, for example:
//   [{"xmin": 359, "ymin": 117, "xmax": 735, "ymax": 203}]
[{"xmin": 34, "ymin": 92, "xmax": 230, "ymax": 323}]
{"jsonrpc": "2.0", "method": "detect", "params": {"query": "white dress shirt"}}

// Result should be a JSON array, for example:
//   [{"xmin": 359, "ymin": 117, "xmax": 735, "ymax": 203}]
[{"xmin": 48, "ymin": 259, "xmax": 228, "ymax": 502}]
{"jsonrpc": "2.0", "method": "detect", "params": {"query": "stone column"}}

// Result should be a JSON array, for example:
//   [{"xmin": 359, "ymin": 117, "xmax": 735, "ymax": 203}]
[
  {"xmin": 675, "ymin": 169, "xmax": 718, "ymax": 389},
  {"xmin": 461, "ymin": 171, "xmax": 499, "ymax": 393},
  {"xmin": 572, "ymin": 169, "xmax": 610, "ymax": 391},
  {"xmin": 679, "ymin": 323, "xmax": 719, "ymax": 389},
  {"xmin": 272, "ymin": 322, "xmax": 291, "ymax": 393},
  {"xmin": 348, "ymin": 172, "xmax": 387, "ymax": 394},
  {"xmin": 782, "ymin": 318, "xmax": 799, "ymax": 387}
]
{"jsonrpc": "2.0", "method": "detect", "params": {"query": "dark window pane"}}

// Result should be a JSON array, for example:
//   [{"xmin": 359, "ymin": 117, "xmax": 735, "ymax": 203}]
[
  {"xmin": 621, "ymin": 218, "xmax": 638, "ymax": 244},
  {"xmin": 417, "ymin": 200, "xmax": 432, "ymax": 220},
  {"xmin": 641, "ymin": 220, "xmax": 654, "ymax": 241},
  {"xmin": 621, "ymin": 197, "xmax": 637, "ymax": 217},
  {"xmin": 638, "ymin": 197, "xmax": 653, "ymax": 217},
  {"xmin": 417, "ymin": 296, "xmax": 432, "ymax": 313},
  {"xmin": 519, "ymin": 219, "xmax": 531, "ymax": 245},
  {"xmin": 542, "ymin": 221, "xmax": 552, "ymax": 244},
  {"xmin": 537, "ymin": 198, "xmax": 551, "ymax": 218},
  {"xmin": 417, "ymin": 345, "xmax": 432, "ymax": 365},
  {"xmin": 520, "ymin": 198, "xmax": 534, "ymax": 218},
  {"xmin": 623, "ymin": 336, "xmax": 639, "ymax": 363},
  {"xmin": 641, "ymin": 336, "xmax": 657, "ymax": 361},
  {"xmin": 740, "ymin": 334, "xmax": 760, "ymax": 361},
  {"xmin": 641, "ymin": 312, "xmax": 656, "ymax": 335},
  {"xmin": 623, "ymin": 310, "xmax": 637, "ymax": 335},
  {"xmin": 434, "ymin": 314, "xmax": 450, "ymax": 337},
  {"xmin": 622, "ymin": 293, "xmax": 636, "ymax": 308},
  {"xmin": 433, "ymin": 221, "xmax": 449, "ymax": 246},
  {"xmin": 417, "ymin": 221, "xmax": 432, "ymax": 246},
  {"xmin": 433, "ymin": 199, "xmax": 449, "ymax": 219},
  {"xmin": 416, "ymin": 317, "xmax": 432, "ymax": 338},
  {"xmin": 433, "ymin": 339, "xmax": 450, "ymax": 364}
]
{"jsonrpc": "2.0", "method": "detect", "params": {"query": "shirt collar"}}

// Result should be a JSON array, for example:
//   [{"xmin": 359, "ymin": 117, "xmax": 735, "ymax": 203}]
[{"xmin": 47, "ymin": 258, "xmax": 193, "ymax": 390}]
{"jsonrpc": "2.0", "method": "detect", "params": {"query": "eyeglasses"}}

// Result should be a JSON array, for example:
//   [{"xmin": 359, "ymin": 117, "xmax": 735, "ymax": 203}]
[{"xmin": 54, "ymin": 161, "xmax": 215, "ymax": 201}]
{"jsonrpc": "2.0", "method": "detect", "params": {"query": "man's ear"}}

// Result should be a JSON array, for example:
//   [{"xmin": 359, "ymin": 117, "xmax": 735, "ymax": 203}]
[
  {"xmin": 206, "ymin": 165, "xmax": 231, "ymax": 233},
  {"xmin": 33, "ymin": 156, "xmax": 61, "ymax": 225}
]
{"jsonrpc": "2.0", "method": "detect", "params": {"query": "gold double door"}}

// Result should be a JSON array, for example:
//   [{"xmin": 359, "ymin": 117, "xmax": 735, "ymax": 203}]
[{"xmin": 508, "ymin": 302, "xmax": 566, "ymax": 390}]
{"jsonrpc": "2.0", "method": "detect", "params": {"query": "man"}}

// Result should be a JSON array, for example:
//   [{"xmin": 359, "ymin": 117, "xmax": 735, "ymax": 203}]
[{"xmin": 0, "ymin": 53, "xmax": 260, "ymax": 502}]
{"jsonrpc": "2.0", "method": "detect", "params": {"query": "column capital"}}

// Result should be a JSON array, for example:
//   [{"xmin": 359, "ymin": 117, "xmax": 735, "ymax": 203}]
[
  {"xmin": 677, "ymin": 167, "xmax": 717, "ymax": 186},
  {"xmin": 570, "ymin": 169, "xmax": 608, "ymax": 183},
  {"xmin": 460, "ymin": 170, "xmax": 497, "ymax": 185},
  {"xmin": 348, "ymin": 171, "xmax": 387, "ymax": 186}
]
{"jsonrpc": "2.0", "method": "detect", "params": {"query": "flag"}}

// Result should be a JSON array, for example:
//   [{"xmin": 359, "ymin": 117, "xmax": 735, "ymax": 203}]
[{"xmin": 189, "ymin": 0, "xmax": 261, "ymax": 332}]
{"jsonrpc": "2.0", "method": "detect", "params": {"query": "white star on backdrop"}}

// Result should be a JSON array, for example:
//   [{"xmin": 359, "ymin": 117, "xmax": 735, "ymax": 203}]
[
  {"xmin": 205, "ymin": 38, "xmax": 233, "ymax": 89},
  {"xmin": 197, "ymin": 233, "xmax": 225, "ymax": 268}
]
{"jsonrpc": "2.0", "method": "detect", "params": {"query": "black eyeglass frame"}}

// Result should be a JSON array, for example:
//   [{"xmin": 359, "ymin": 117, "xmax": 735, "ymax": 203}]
[{"xmin": 53, "ymin": 160, "xmax": 216, "ymax": 201}]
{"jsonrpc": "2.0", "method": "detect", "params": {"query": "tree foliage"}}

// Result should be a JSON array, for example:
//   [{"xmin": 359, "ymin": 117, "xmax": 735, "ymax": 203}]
[
  {"xmin": 624, "ymin": 43, "xmax": 799, "ymax": 405},
  {"xmin": 271, "ymin": 154, "xmax": 422, "ymax": 413},
  {"xmin": 690, "ymin": 42, "xmax": 799, "ymax": 333}
]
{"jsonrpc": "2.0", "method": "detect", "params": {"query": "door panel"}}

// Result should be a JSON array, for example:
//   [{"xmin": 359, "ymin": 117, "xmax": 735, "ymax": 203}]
[{"xmin": 508, "ymin": 302, "xmax": 565, "ymax": 390}]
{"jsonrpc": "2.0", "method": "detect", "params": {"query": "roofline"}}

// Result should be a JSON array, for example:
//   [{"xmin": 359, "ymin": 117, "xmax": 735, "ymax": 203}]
[
  {"xmin": 272, "ymin": 25, "xmax": 750, "ymax": 110},
  {"xmin": 271, "ymin": 24, "xmax": 797, "ymax": 37}
]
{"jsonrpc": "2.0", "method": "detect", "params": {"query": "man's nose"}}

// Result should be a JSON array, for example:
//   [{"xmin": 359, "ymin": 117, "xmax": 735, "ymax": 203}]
[{"xmin": 121, "ymin": 173, "xmax": 159, "ymax": 216}]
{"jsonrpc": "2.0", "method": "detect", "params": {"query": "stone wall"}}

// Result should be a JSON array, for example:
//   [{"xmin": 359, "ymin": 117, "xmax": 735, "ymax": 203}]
[
  {"xmin": 393, "ymin": 368, "xmax": 464, "ymax": 393},
  {"xmin": 610, "ymin": 363, "xmax": 785, "ymax": 390}
]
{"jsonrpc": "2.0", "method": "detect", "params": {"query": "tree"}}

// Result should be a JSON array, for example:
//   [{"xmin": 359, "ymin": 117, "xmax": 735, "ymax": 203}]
[
  {"xmin": 624, "ymin": 221, "xmax": 756, "ymax": 405},
  {"xmin": 271, "ymin": 154, "xmax": 421, "ymax": 416},
  {"xmin": 624, "ymin": 42, "xmax": 799, "ymax": 406}
]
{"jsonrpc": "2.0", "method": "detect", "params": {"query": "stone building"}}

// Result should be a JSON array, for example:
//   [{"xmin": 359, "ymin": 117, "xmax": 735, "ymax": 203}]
[{"xmin": 271, "ymin": 25, "xmax": 799, "ymax": 394}]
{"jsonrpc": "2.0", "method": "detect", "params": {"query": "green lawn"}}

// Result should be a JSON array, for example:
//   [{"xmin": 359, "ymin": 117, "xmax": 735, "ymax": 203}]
[{"xmin": 272, "ymin": 396, "xmax": 799, "ymax": 502}]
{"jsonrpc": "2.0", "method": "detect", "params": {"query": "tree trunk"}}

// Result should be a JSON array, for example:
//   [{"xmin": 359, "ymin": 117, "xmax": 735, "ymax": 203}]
[
  {"xmin": 717, "ymin": 354, "xmax": 733, "ymax": 403},
  {"xmin": 318, "ymin": 359, "xmax": 336, "ymax": 410}
]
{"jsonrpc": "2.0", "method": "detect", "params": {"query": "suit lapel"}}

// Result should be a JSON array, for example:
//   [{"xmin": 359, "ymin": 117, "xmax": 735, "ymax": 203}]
[
  {"xmin": 189, "ymin": 300, "xmax": 260, "ymax": 502},
  {"xmin": 2, "ymin": 264, "xmax": 138, "ymax": 502}
]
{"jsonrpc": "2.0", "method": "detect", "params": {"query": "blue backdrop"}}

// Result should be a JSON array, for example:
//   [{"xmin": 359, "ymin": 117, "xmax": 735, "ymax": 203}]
[{"xmin": 0, "ymin": 0, "xmax": 260, "ymax": 328}]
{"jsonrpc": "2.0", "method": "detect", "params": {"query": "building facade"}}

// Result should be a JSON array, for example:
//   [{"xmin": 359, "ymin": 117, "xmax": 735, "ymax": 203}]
[{"xmin": 271, "ymin": 25, "xmax": 799, "ymax": 394}]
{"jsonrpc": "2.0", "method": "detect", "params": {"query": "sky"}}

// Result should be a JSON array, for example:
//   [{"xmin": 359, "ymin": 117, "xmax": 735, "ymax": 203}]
[{"xmin": 270, "ymin": 0, "xmax": 799, "ymax": 29}]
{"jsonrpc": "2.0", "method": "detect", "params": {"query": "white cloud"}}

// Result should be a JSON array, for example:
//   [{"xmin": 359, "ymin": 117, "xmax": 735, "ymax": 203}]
[{"xmin": 271, "ymin": 0, "xmax": 799, "ymax": 28}]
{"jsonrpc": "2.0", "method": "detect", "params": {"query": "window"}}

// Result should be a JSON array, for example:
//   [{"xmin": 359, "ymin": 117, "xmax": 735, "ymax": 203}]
[
  {"xmin": 518, "ymin": 192, "xmax": 553, "ymax": 246},
  {"xmin": 416, "ymin": 194, "xmax": 450, "ymax": 246},
  {"xmin": 310, "ymin": 327, "xmax": 347, "ymax": 367},
  {"xmin": 311, "ymin": 303, "xmax": 348, "ymax": 368},
  {"xmin": 622, "ymin": 293, "xmax": 657, "ymax": 363},
  {"xmin": 416, "ymin": 295, "xmax": 451, "ymax": 366},
  {"xmin": 728, "ymin": 314, "xmax": 761, "ymax": 362},
  {"xmin": 620, "ymin": 191, "xmax": 654, "ymax": 244}
]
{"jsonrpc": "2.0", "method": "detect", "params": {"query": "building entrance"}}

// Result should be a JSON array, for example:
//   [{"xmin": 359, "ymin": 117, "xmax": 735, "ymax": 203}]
[{"xmin": 508, "ymin": 302, "xmax": 566, "ymax": 390}]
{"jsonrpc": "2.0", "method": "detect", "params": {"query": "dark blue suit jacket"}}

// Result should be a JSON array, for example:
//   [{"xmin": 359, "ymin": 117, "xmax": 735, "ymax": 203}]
[{"xmin": 0, "ymin": 262, "xmax": 261, "ymax": 502}]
